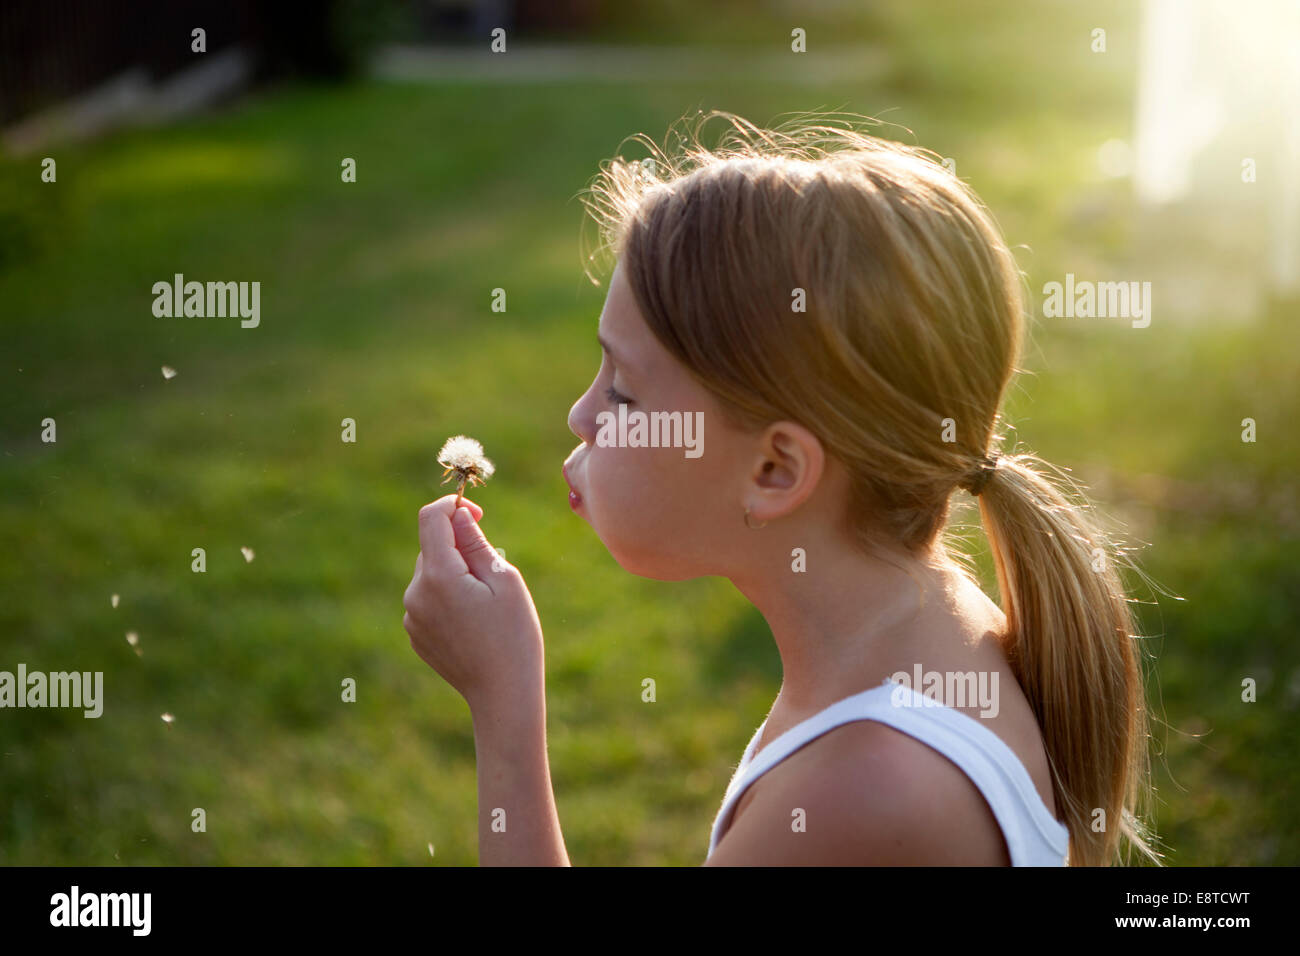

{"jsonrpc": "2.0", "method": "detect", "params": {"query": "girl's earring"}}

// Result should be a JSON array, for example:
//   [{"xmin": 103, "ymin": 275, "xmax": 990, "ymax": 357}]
[{"xmin": 744, "ymin": 505, "xmax": 768, "ymax": 530}]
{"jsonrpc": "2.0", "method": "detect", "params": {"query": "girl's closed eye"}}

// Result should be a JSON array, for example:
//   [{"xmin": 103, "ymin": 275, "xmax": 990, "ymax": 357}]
[{"xmin": 605, "ymin": 385, "xmax": 633, "ymax": 406}]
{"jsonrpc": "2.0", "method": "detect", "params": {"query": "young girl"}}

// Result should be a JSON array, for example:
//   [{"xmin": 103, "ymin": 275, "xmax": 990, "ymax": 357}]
[{"xmin": 402, "ymin": 111, "xmax": 1162, "ymax": 866}]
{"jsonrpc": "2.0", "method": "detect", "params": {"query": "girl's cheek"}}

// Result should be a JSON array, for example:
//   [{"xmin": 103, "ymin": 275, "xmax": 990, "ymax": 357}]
[
  {"xmin": 589, "ymin": 445, "xmax": 685, "ymax": 510},
  {"xmin": 603, "ymin": 455, "xmax": 637, "ymax": 499},
  {"xmin": 587, "ymin": 450, "xmax": 641, "ymax": 519},
  {"xmin": 584, "ymin": 449, "xmax": 617, "ymax": 508}
]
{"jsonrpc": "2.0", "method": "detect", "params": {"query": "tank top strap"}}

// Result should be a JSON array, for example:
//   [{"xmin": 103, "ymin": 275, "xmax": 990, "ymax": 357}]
[{"xmin": 708, "ymin": 680, "xmax": 1070, "ymax": 864}]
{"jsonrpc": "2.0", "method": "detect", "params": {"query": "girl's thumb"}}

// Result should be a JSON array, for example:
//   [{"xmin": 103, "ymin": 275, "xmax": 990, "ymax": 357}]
[{"xmin": 452, "ymin": 506, "xmax": 498, "ymax": 578}]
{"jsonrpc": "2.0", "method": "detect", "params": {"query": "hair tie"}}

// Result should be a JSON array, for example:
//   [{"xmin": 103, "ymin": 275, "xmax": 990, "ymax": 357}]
[{"xmin": 965, "ymin": 452, "xmax": 1000, "ymax": 496}]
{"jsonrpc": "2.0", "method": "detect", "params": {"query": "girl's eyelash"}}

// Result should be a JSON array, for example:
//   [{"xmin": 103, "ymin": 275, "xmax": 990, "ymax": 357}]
[{"xmin": 604, "ymin": 385, "xmax": 633, "ymax": 406}]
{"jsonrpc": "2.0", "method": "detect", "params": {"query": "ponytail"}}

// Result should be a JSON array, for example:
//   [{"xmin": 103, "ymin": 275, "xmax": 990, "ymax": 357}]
[{"xmin": 976, "ymin": 451, "xmax": 1162, "ymax": 866}]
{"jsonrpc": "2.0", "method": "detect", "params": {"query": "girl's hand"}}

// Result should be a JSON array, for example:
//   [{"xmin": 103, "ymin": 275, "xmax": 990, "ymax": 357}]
[{"xmin": 402, "ymin": 495, "xmax": 544, "ymax": 712}]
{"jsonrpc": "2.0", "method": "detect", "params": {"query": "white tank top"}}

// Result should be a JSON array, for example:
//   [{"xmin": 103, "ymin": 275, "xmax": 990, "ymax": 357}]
[{"xmin": 707, "ymin": 679, "xmax": 1070, "ymax": 865}]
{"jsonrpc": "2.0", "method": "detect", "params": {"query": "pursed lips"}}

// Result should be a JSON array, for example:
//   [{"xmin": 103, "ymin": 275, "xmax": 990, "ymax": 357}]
[{"xmin": 562, "ymin": 459, "xmax": 584, "ymax": 507}]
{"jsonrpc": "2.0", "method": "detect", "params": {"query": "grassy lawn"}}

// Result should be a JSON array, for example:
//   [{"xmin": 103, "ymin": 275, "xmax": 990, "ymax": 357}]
[{"xmin": 2, "ymin": 0, "xmax": 1296, "ymax": 864}]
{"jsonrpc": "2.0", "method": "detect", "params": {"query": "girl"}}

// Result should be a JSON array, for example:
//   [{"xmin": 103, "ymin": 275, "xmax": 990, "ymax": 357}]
[{"xmin": 402, "ymin": 111, "xmax": 1162, "ymax": 866}]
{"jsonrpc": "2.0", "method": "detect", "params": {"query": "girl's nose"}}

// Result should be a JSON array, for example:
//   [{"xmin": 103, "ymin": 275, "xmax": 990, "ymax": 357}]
[{"xmin": 568, "ymin": 390, "xmax": 594, "ymax": 444}]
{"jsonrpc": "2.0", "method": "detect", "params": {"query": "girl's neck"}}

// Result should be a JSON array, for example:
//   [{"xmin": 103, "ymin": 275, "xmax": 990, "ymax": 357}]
[{"xmin": 729, "ymin": 535, "xmax": 972, "ymax": 716}]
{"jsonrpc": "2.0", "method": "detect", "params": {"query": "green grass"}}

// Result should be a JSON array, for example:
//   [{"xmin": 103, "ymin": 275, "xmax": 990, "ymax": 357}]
[{"xmin": 2, "ymin": 0, "xmax": 1297, "ymax": 864}]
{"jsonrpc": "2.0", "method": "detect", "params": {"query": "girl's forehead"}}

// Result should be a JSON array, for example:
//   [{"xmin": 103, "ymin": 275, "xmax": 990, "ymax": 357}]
[{"xmin": 598, "ymin": 267, "xmax": 644, "ymax": 353}]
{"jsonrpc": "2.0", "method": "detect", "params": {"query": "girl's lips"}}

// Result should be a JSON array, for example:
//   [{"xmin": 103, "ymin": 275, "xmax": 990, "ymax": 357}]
[{"xmin": 562, "ymin": 464, "xmax": 583, "ymax": 510}]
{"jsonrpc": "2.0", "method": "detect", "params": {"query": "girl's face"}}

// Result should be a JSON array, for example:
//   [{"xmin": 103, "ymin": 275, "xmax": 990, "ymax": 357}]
[{"xmin": 564, "ymin": 260, "xmax": 754, "ymax": 580}]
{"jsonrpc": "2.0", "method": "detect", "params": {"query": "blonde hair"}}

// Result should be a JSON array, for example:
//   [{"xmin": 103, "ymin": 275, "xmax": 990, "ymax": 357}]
[{"xmin": 578, "ymin": 110, "xmax": 1163, "ymax": 866}]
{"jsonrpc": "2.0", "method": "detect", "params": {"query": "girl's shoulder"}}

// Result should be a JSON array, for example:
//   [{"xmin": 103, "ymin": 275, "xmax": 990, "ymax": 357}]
[{"xmin": 707, "ymin": 716, "xmax": 1013, "ymax": 865}]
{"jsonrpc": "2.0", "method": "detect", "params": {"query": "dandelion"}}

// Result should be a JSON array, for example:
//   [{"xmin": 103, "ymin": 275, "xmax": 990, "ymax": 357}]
[
  {"xmin": 160, "ymin": 713, "xmax": 174, "ymax": 724},
  {"xmin": 437, "ymin": 435, "xmax": 494, "ymax": 511},
  {"xmin": 241, "ymin": 546, "xmax": 255, "ymax": 563},
  {"xmin": 126, "ymin": 631, "xmax": 142, "ymax": 657},
  {"xmin": 111, "ymin": 594, "xmax": 119, "ymax": 608},
  {"xmin": 161, "ymin": 366, "xmax": 177, "ymax": 380}
]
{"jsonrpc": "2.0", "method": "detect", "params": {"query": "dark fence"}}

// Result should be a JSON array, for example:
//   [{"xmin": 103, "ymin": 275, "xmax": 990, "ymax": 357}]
[{"xmin": 0, "ymin": 0, "xmax": 611, "ymax": 128}]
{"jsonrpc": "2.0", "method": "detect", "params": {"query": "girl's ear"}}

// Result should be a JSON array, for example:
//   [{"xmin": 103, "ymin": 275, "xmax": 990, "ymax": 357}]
[{"xmin": 749, "ymin": 421, "xmax": 825, "ymax": 516}]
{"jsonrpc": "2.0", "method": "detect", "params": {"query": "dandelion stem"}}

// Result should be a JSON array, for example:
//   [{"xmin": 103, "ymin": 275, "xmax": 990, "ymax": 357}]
[{"xmin": 454, "ymin": 476, "xmax": 467, "ymax": 511}]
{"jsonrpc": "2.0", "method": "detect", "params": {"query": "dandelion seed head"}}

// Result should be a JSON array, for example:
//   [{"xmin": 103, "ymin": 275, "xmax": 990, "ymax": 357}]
[
  {"xmin": 111, "ymin": 594, "xmax": 119, "ymax": 608},
  {"xmin": 126, "ymin": 631, "xmax": 138, "ymax": 646},
  {"xmin": 161, "ymin": 713, "xmax": 174, "ymax": 724},
  {"xmin": 437, "ymin": 434, "xmax": 494, "ymax": 488},
  {"xmin": 241, "ymin": 546, "xmax": 255, "ymax": 563},
  {"xmin": 438, "ymin": 435, "xmax": 493, "ymax": 474},
  {"xmin": 162, "ymin": 366, "xmax": 177, "ymax": 380}
]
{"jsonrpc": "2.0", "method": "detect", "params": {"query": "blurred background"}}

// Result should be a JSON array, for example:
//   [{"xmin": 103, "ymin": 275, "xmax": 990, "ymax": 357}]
[{"xmin": 1, "ymin": 0, "xmax": 1296, "ymax": 865}]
